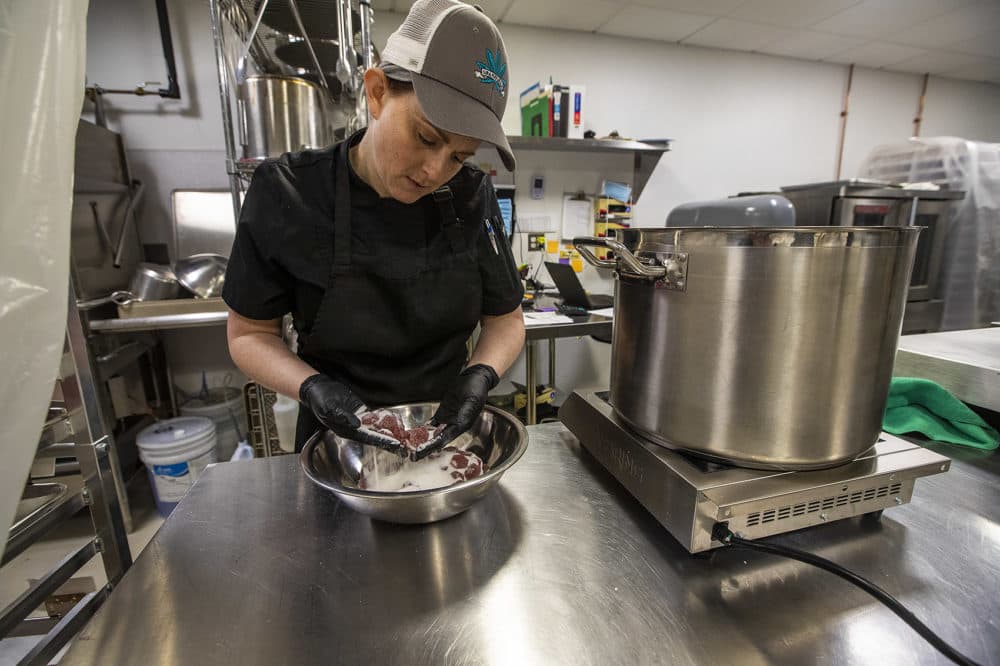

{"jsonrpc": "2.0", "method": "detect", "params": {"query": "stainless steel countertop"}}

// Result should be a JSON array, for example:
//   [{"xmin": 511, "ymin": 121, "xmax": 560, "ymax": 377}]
[
  {"xmin": 895, "ymin": 327, "xmax": 1000, "ymax": 412},
  {"xmin": 62, "ymin": 424, "xmax": 999, "ymax": 665}
]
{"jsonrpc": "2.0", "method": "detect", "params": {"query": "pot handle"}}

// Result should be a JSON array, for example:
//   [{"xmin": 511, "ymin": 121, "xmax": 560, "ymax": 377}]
[
  {"xmin": 573, "ymin": 237, "xmax": 666, "ymax": 278},
  {"xmin": 76, "ymin": 290, "xmax": 135, "ymax": 311}
]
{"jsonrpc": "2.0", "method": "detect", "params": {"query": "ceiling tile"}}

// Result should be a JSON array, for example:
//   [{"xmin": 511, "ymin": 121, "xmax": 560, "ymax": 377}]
[
  {"xmin": 597, "ymin": 6, "xmax": 716, "ymax": 42},
  {"xmin": 887, "ymin": 2, "xmax": 1000, "ymax": 48},
  {"xmin": 631, "ymin": 0, "xmax": 744, "ymax": 15},
  {"xmin": 727, "ymin": 0, "xmax": 861, "ymax": 29},
  {"xmin": 891, "ymin": 51, "xmax": 989, "ymax": 75},
  {"xmin": 504, "ymin": 0, "xmax": 621, "ymax": 32},
  {"xmin": 948, "ymin": 30, "xmax": 1000, "ymax": 58},
  {"xmin": 824, "ymin": 42, "xmax": 929, "ymax": 68},
  {"xmin": 942, "ymin": 55, "xmax": 1000, "ymax": 83},
  {"xmin": 681, "ymin": 18, "xmax": 798, "ymax": 52},
  {"xmin": 757, "ymin": 31, "xmax": 867, "ymax": 60},
  {"xmin": 813, "ymin": 0, "xmax": 979, "ymax": 39}
]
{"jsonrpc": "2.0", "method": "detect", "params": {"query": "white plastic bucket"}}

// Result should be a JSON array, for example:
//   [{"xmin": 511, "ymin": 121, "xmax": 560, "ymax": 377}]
[
  {"xmin": 180, "ymin": 387, "xmax": 244, "ymax": 461},
  {"xmin": 137, "ymin": 417, "xmax": 218, "ymax": 517}
]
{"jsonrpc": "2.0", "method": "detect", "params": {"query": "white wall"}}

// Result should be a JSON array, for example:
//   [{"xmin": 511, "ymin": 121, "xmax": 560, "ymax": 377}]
[{"xmin": 84, "ymin": 0, "xmax": 1000, "ymax": 403}]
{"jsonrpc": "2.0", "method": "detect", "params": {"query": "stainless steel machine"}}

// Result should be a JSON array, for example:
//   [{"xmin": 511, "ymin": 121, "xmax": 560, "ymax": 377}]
[
  {"xmin": 569, "ymin": 226, "xmax": 952, "ymax": 552},
  {"xmin": 560, "ymin": 390, "xmax": 950, "ymax": 553},
  {"xmin": 780, "ymin": 179, "xmax": 965, "ymax": 333}
]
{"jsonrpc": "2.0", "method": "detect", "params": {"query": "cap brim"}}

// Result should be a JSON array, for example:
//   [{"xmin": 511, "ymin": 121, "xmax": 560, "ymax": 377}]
[{"xmin": 410, "ymin": 73, "xmax": 515, "ymax": 172}]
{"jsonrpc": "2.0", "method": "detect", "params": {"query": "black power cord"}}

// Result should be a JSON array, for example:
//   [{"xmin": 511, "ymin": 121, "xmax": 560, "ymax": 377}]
[{"xmin": 711, "ymin": 523, "xmax": 981, "ymax": 666}]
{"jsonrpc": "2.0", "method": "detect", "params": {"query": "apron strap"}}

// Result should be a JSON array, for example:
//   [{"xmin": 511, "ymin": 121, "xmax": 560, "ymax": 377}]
[
  {"xmin": 333, "ymin": 137, "xmax": 354, "ymax": 273},
  {"xmin": 433, "ymin": 187, "xmax": 466, "ymax": 253}
]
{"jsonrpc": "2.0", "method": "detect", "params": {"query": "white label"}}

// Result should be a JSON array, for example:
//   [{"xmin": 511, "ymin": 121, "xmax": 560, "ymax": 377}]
[{"xmin": 151, "ymin": 449, "xmax": 217, "ymax": 502}]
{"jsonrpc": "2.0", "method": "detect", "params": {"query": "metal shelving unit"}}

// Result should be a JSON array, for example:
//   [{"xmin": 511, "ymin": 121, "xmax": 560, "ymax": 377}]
[
  {"xmin": 89, "ymin": 310, "xmax": 229, "ymax": 333},
  {"xmin": 209, "ymin": 0, "xmax": 374, "ymax": 223},
  {"xmin": 88, "ymin": 297, "xmax": 229, "ymax": 333},
  {"xmin": 1, "ymin": 283, "xmax": 133, "ymax": 665},
  {"xmin": 233, "ymin": 136, "xmax": 672, "ymax": 199},
  {"xmin": 507, "ymin": 135, "xmax": 671, "ymax": 200}
]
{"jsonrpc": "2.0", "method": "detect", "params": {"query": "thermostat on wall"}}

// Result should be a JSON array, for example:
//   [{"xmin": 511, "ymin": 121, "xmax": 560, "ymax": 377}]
[{"xmin": 531, "ymin": 175, "xmax": 544, "ymax": 199}]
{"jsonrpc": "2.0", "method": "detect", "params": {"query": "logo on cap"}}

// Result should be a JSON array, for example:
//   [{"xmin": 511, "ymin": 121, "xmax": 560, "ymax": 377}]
[{"xmin": 474, "ymin": 49, "xmax": 507, "ymax": 97}]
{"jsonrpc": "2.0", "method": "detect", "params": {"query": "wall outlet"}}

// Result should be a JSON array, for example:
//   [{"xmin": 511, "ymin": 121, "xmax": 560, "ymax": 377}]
[{"xmin": 527, "ymin": 234, "xmax": 546, "ymax": 252}]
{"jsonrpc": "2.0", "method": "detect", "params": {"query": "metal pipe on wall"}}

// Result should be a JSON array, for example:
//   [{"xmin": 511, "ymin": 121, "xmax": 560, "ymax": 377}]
[
  {"xmin": 834, "ymin": 64, "xmax": 854, "ymax": 180},
  {"xmin": 85, "ymin": 0, "xmax": 182, "ymax": 100},
  {"xmin": 154, "ymin": 0, "xmax": 180, "ymax": 99},
  {"xmin": 913, "ymin": 73, "xmax": 929, "ymax": 137}
]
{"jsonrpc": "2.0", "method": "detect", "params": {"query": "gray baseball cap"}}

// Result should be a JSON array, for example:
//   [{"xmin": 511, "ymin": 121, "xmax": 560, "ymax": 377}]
[{"xmin": 381, "ymin": 0, "xmax": 515, "ymax": 171}]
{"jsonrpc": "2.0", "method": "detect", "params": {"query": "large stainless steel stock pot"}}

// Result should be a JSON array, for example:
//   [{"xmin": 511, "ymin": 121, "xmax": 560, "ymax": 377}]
[{"xmin": 574, "ymin": 227, "xmax": 920, "ymax": 470}]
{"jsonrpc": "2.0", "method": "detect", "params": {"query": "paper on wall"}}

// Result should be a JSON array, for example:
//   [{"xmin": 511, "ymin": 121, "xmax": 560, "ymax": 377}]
[
  {"xmin": 561, "ymin": 195, "xmax": 592, "ymax": 240},
  {"xmin": 518, "ymin": 214, "xmax": 557, "ymax": 233}
]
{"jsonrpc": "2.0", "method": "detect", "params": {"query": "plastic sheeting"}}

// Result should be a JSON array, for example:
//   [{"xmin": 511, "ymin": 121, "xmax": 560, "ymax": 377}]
[
  {"xmin": 859, "ymin": 137, "xmax": 1000, "ymax": 330},
  {"xmin": 0, "ymin": 1, "xmax": 89, "ymax": 563}
]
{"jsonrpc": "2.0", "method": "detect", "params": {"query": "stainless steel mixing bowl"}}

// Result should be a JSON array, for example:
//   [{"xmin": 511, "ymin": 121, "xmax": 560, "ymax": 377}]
[
  {"xmin": 174, "ymin": 253, "xmax": 228, "ymax": 298},
  {"xmin": 300, "ymin": 403, "xmax": 528, "ymax": 523}
]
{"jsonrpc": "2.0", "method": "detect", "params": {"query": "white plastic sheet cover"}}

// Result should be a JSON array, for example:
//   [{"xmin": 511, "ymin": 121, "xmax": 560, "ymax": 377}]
[
  {"xmin": 859, "ymin": 137, "xmax": 1000, "ymax": 330},
  {"xmin": 0, "ymin": 0, "xmax": 89, "ymax": 562}
]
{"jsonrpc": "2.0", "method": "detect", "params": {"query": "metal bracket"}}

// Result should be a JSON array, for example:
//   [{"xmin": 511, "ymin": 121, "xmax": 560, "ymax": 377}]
[{"xmin": 654, "ymin": 252, "xmax": 689, "ymax": 291}]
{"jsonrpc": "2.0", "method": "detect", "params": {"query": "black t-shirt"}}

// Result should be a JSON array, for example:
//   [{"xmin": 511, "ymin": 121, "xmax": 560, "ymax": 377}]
[{"xmin": 222, "ymin": 144, "xmax": 523, "ymax": 340}]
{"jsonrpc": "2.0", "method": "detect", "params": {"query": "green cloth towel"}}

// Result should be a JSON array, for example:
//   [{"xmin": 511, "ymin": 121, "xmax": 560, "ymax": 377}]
[{"xmin": 883, "ymin": 377, "xmax": 999, "ymax": 450}]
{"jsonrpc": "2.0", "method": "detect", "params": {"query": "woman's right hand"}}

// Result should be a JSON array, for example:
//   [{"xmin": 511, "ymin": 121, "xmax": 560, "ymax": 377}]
[
  {"xmin": 299, "ymin": 374, "xmax": 365, "ymax": 433},
  {"xmin": 298, "ymin": 374, "xmax": 405, "ymax": 454}
]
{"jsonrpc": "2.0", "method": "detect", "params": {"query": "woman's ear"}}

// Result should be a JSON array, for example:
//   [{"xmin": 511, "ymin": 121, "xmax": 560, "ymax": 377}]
[{"xmin": 364, "ymin": 68, "xmax": 388, "ymax": 119}]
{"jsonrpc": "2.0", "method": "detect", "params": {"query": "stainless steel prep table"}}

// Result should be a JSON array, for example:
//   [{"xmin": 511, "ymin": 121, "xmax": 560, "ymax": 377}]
[
  {"xmin": 523, "ymin": 297, "xmax": 613, "ymax": 425},
  {"xmin": 62, "ymin": 424, "xmax": 998, "ymax": 665},
  {"xmin": 895, "ymin": 327, "xmax": 1000, "ymax": 413}
]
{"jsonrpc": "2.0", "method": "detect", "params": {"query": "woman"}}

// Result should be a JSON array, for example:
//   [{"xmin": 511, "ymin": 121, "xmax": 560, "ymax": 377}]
[{"xmin": 222, "ymin": 0, "xmax": 525, "ymax": 453}]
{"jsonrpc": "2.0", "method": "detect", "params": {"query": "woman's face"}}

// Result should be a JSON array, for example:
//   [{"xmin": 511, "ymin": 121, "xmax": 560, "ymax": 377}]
[{"xmin": 365, "ymin": 70, "xmax": 481, "ymax": 204}]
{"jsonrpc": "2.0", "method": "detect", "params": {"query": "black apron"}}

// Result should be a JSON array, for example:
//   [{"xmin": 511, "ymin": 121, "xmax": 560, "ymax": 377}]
[{"xmin": 294, "ymin": 133, "xmax": 484, "ymax": 450}]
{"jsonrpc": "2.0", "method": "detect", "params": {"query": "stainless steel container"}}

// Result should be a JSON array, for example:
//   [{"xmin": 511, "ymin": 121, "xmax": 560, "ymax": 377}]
[
  {"xmin": 300, "ymin": 403, "xmax": 528, "ymax": 523},
  {"xmin": 575, "ymin": 227, "xmax": 921, "ymax": 470},
  {"xmin": 238, "ymin": 75, "xmax": 339, "ymax": 160},
  {"xmin": 129, "ymin": 263, "xmax": 180, "ymax": 301},
  {"xmin": 174, "ymin": 254, "xmax": 228, "ymax": 298}
]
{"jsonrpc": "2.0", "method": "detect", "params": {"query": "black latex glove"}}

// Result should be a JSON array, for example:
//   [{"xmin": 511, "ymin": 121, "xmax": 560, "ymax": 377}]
[
  {"xmin": 299, "ymin": 374, "xmax": 404, "ymax": 454},
  {"xmin": 419, "ymin": 364, "xmax": 499, "ymax": 458}
]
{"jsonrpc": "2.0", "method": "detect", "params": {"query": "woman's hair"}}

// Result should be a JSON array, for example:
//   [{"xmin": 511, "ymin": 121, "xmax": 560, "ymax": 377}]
[{"xmin": 386, "ymin": 76, "xmax": 414, "ymax": 95}]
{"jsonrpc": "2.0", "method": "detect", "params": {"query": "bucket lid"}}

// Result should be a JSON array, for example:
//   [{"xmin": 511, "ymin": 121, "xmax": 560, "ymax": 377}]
[{"xmin": 138, "ymin": 417, "xmax": 216, "ymax": 448}]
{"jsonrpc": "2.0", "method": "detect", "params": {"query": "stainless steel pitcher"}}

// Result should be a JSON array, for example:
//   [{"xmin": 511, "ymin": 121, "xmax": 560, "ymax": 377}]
[{"xmin": 575, "ymin": 227, "xmax": 920, "ymax": 470}]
